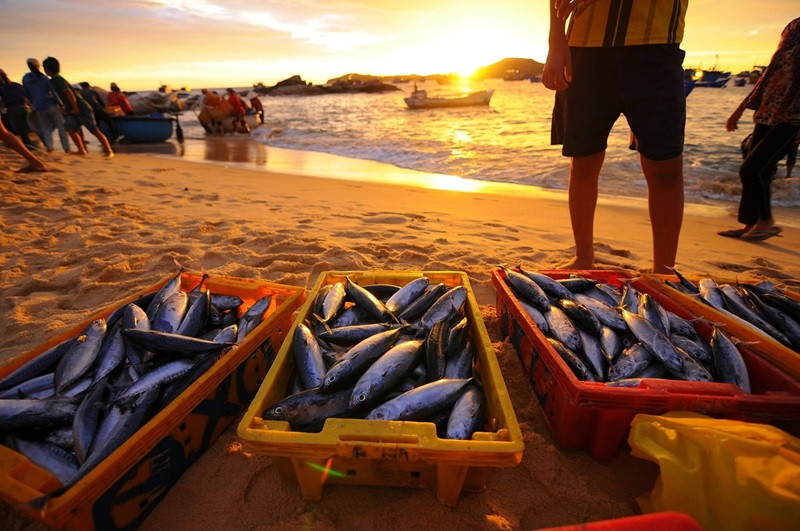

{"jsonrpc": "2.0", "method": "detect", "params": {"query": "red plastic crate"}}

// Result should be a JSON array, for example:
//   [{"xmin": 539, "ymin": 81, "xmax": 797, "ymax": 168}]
[
  {"xmin": 492, "ymin": 268, "xmax": 800, "ymax": 460},
  {"xmin": 536, "ymin": 511, "xmax": 702, "ymax": 531}
]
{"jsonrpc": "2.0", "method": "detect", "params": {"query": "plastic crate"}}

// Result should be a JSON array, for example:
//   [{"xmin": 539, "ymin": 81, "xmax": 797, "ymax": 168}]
[
  {"xmin": 0, "ymin": 272, "xmax": 305, "ymax": 530},
  {"xmin": 536, "ymin": 511, "xmax": 702, "ymax": 531},
  {"xmin": 641, "ymin": 273, "xmax": 800, "ymax": 382},
  {"xmin": 492, "ymin": 268, "xmax": 800, "ymax": 460},
  {"xmin": 237, "ymin": 270, "xmax": 524, "ymax": 507}
]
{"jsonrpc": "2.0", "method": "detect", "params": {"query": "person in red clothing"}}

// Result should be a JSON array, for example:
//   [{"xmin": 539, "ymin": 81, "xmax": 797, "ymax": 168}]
[
  {"xmin": 107, "ymin": 83, "xmax": 134, "ymax": 115},
  {"xmin": 226, "ymin": 88, "xmax": 249, "ymax": 134}
]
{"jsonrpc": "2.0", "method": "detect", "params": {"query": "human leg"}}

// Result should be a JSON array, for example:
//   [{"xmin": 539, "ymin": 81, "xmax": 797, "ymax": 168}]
[
  {"xmin": 90, "ymin": 128, "xmax": 114, "ymax": 157},
  {"xmin": 46, "ymin": 106, "xmax": 71, "ymax": 152},
  {"xmin": 640, "ymin": 155, "xmax": 684, "ymax": 273},
  {"xmin": 35, "ymin": 109, "xmax": 55, "ymax": 151},
  {"xmin": 0, "ymin": 119, "xmax": 48, "ymax": 171},
  {"xmin": 563, "ymin": 151, "xmax": 604, "ymax": 269},
  {"xmin": 737, "ymin": 122, "xmax": 799, "ymax": 234}
]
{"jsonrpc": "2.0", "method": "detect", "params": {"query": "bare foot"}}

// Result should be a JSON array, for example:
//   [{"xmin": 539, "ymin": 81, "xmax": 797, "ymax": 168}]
[
  {"xmin": 557, "ymin": 255, "xmax": 594, "ymax": 270},
  {"xmin": 15, "ymin": 164, "xmax": 49, "ymax": 173},
  {"xmin": 105, "ymin": 151, "xmax": 115, "ymax": 159}
]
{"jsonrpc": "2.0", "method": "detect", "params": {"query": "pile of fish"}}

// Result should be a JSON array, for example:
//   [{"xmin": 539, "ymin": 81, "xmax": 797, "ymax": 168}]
[
  {"xmin": 262, "ymin": 276, "xmax": 485, "ymax": 441},
  {"xmin": 0, "ymin": 270, "xmax": 272, "ymax": 499},
  {"xmin": 500, "ymin": 266, "xmax": 752, "ymax": 392},
  {"xmin": 662, "ymin": 269, "xmax": 800, "ymax": 354}
]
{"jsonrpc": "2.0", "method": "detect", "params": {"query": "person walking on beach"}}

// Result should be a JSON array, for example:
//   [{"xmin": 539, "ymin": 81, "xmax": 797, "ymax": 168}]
[
  {"xmin": 79, "ymin": 82, "xmax": 116, "ymax": 139},
  {"xmin": 42, "ymin": 57, "xmax": 114, "ymax": 158},
  {"xmin": 0, "ymin": 117, "xmax": 48, "ymax": 172},
  {"xmin": 22, "ymin": 58, "xmax": 70, "ymax": 153},
  {"xmin": 719, "ymin": 17, "xmax": 800, "ymax": 242},
  {"xmin": 543, "ymin": 0, "xmax": 688, "ymax": 274},
  {"xmin": 0, "ymin": 68, "xmax": 39, "ymax": 150},
  {"xmin": 249, "ymin": 92, "xmax": 265, "ymax": 124}
]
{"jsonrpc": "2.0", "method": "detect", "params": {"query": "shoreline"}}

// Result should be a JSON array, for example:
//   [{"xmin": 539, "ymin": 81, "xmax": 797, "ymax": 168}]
[{"xmin": 115, "ymin": 136, "xmax": 800, "ymax": 229}]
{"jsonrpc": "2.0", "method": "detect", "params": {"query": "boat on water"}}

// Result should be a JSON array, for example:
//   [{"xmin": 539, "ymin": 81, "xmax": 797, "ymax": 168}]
[
  {"xmin": 734, "ymin": 78, "xmax": 747, "ymax": 87},
  {"xmin": 198, "ymin": 108, "xmax": 263, "ymax": 134},
  {"xmin": 691, "ymin": 69, "xmax": 731, "ymax": 88},
  {"xmin": 403, "ymin": 89, "xmax": 494, "ymax": 109}
]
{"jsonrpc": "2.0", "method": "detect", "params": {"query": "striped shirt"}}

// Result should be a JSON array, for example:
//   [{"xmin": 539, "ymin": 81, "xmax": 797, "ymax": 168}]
[{"xmin": 567, "ymin": 0, "xmax": 688, "ymax": 47}]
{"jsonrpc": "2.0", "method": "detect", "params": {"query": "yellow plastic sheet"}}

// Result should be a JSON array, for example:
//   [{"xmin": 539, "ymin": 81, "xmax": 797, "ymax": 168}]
[{"xmin": 629, "ymin": 411, "xmax": 800, "ymax": 531}]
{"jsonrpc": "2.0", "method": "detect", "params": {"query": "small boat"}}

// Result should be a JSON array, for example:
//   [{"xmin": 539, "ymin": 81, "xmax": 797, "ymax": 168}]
[
  {"xmin": 734, "ymin": 78, "xmax": 747, "ymax": 87},
  {"xmin": 503, "ymin": 69, "xmax": 526, "ymax": 81},
  {"xmin": 404, "ymin": 89, "xmax": 494, "ymax": 109},
  {"xmin": 198, "ymin": 108, "xmax": 263, "ymax": 135},
  {"xmin": 106, "ymin": 114, "xmax": 174, "ymax": 143}
]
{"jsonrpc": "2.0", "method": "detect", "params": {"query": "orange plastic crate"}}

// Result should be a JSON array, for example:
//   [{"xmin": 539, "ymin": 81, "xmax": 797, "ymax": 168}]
[{"xmin": 0, "ymin": 272, "xmax": 305, "ymax": 529}]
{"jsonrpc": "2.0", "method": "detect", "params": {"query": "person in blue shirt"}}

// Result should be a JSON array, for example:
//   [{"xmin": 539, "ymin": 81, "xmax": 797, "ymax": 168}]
[{"xmin": 22, "ymin": 58, "xmax": 71, "ymax": 153}]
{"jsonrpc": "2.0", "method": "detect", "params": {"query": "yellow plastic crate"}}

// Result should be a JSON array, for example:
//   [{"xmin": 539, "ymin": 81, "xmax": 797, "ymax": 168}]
[
  {"xmin": 0, "ymin": 272, "xmax": 305, "ymax": 530},
  {"xmin": 641, "ymin": 274, "xmax": 800, "ymax": 382},
  {"xmin": 237, "ymin": 270, "xmax": 524, "ymax": 506}
]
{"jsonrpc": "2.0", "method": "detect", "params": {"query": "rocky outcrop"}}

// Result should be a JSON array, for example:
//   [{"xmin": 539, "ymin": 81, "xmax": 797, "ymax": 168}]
[{"xmin": 253, "ymin": 75, "xmax": 400, "ymax": 96}]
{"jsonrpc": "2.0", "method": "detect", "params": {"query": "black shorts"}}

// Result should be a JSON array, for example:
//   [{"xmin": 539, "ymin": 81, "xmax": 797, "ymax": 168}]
[{"xmin": 558, "ymin": 44, "xmax": 686, "ymax": 161}]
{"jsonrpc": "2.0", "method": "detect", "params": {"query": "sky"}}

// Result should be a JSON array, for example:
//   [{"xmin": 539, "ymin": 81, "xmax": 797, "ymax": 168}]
[{"xmin": 1, "ymin": 0, "xmax": 797, "ymax": 91}]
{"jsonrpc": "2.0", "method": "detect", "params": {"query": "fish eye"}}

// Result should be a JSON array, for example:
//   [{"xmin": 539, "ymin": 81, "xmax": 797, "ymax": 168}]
[
  {"xmin": 357, "ymin": 394, "xmax": 366, "ymax": 403},
  {"xmin": 273, "ymin": 406, "xmax": 283, "ymax": 415}
]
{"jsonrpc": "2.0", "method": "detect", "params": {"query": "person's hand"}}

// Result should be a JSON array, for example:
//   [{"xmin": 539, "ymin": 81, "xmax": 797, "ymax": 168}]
[
  {"xmin": 726, "ymin": 110, "xmax": 742, "ymax": 132},
  {"xmin": 542, "ymin": 34, "xmax": 572, "ymax": 91},
  {"xmin": 554, "ymin": 0, "xmax": 600, "ymax": 21}
]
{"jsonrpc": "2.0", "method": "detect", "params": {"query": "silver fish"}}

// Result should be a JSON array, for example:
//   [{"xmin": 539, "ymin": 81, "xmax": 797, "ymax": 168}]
[
  {"xmin": 544, "ymin": 306, "xmax": 582, "ymax": 352},
  {"xmin": 573, "ymin": 293, "xmax": 627, "ymax": 331},
  {"xmin": 152, "ymin": 291, "xmax": 188, "ymax": 334},
  {"xmin": 420, "ymin": 286, "xmax": 468, "ymax": 330},
  {"xmin": 55, "ymin": 319, "xmax": 107, "ymax": 394},
  {"xmin": 621, "ymin": 309, "xmax": 684, "ymax": 375},
  {"xmin": 321, "ymin": 327, "xmax": 405, "ymax": 391},
  {"xmin": 365, "ymin": 378, "xmax": 471, "ymax": 421},
  {"xmin": 292, "ymin": 323, "xmax": 328, "ymax": 390},
  {"xmin": 517, "ymin": 267, "xmax": 573, "ymax": 300},
  {"xmin": 385, "ymin": 277, "xmax": 430, "ymax": 315},
  {"xmin": 445, "ymin": 383, "xmax": 485, "ymax": 440},
  {"xmin": 345, "ymin": 276, "xmax": 397, "ymax": 323},
  {"xmin": 608, "ymin": 343, "xmax": 652, "ymax": 382},
  {"xmin": 711, "ymin": 328, "xmax": 751, "ymax": 393},
  {"xmin": 349, "ymin": 339, "xmax": 423, "ymax": 409},
  {"xmin": 501, "ymin": 266, "xmax": 550, "ymax": 312}
]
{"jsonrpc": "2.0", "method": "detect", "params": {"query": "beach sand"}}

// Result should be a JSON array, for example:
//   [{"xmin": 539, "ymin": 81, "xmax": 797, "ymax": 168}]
[{"xmin": 1, "ymin": 139, "xmax": 799, "ymax": 529}]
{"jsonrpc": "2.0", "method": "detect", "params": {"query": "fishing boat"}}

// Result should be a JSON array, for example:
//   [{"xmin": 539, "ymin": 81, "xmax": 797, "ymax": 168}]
[
  {"xmin": 403, "ymin": 89, "xmax": 494, "ymax": 110},
  {"xmin": 198, "ymin": 109, "xmax": 263, "ymax": 134},
  {"xmin": 693, "ymin": 69, "xmax": 731, "ymax": 88},
  {"xmin": 99, "ymin": 114, "xmax": 175, "ymax": 143}
]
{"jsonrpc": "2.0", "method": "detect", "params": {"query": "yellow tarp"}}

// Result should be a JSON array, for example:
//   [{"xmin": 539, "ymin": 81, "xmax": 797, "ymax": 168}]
[{"xmin": 629, "ymin": 411, "xmax": 800, "ymax": 531}]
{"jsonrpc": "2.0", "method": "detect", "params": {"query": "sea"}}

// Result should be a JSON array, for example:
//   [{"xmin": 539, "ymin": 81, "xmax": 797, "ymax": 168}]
[{"xmin": 172, "ymin": 78, "xmax": 800, "ymax": 209}]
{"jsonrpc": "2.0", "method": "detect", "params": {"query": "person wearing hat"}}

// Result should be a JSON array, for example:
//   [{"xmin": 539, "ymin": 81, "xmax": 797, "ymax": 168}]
[
  {"xmin": 22, "ymin": 57, "xmax": 71, "ymax": 153},
  {"xmin": 0, "ymin": 68, "xmax": 40, "ymax": 149},
  {"xmin": 42, "ymin": 56, "xmax": 114, "ymax": 157},
  {"xmin": 107, "ymin": 82, "xmax": 134, "ymax": 116}
]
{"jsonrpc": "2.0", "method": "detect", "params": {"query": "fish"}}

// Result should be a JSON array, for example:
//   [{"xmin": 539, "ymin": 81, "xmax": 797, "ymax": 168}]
[
  {"xmin": 621, "ymin": 309, "xmax": 684, "ymax": 375},
  {"xmin": 424, "ymin": 320, "xmax": 448, "ymax": 382},
  {"xmin": 519, "ymin": 299, "xmax": 550, "ymax": 335},
  {"xmin": 292, "ymin": 323, "xmax": 328, "ymax": 390},
  {"xmin": 317, "ymin": 323, "xmax": 403, "ymax": 346},
  {"xmin": 698, "ymin": 279, "xmax": 725, "ymax": 310},
  {"xmin": 578, "ymin": 330, "xmax": 606, "ymax": 381},
  {"xmin": 320, "ymin": 282, "xmax": 346, "ymax": 323},
  {"xmin": 145, "ymin": 269, "xmax": 184, "ymax": 320},
  {"xmin": 517, "ymin": 267, "xmax": 574, "ymax": 300},
  {"xmin": 151, "ymin": 291, "xmax": 188, "ymax": 334},
  {"xmin": 113, "ymin": 358, "xmax": 196, "ymax": 408},
  {"xmin": 608, "ymin": 343, "xmax": 652, "ymax": 382},
  {"xmin": 445, "ymin": 383, "xmax": 485, "ymax": 440},
  {"xmin": 0, "ymin": 337, "xmax": 75, "ymax": 392},
  {"xmin": 385, "ymin": 277, "xmax": 429, "ymax": 315},
  {"xmin": 365, "ymin": 378, "xmax": 471, "ymax": 421},
  {"xmin": 547, "ymin": 338, "xmax": 596, "ymax": 382},
  {"xmin": 349, "ymin": 339, "xmax": 423, "ymax": 409},
  {"xmin": 0, "ymin": 399, "xmax": 78, "ymax": 433},
  {"xmin": 572, "ymin": 293, "xmax": 627, "ymax": 331},
  {"xmin": 121, "ymin": 329, "xmax": 234, "ymax": 355},
  {"xmin": 55, "ymin": 319, "xmax": 107, "ymax": 394},
  {"xmin": 9, "ymin": 437, "xmax": 79, "ymax": 486},
  {"xmin": 72, "ymin": 380, "xmax": 107, "ymax": 465},
  {"xmin": 500, "ymin": 266, "xmax": 550, "ymax": 312},
  {"xmin": 710, "ymin": 328, "xmax": 751, "ymax": 393},
  {"xmin": 558, "ymin": 298, "xmax": 603, "ymax": 337},
  {"xmin": 637, "ymin": 293, "xmax": 671, "ymax": 336},
  {"xmin": 544, "ymin": 306, "xmax": 582, "ymax": 352},
  {"xmin": 176, "ymin": 289, "xmax": 210, "ymax": 337},
  {"xmin": 320, "ymin": 327, "xmax": 405, "ymax": 391},
  {"xmin": 345, "ymin": 276, "xmax": 397, "ymax": 323},
  {"xmin": 237, "ymin": 294, "xmax": 273, "ymax": 341},
  {"xmin": 397, "ymin": 283, "xmax": 448, "ymax": 323},
  {"xmin": 261, "ymin": 386, "xmax": 355, "ymax": 431},
  {"xmin": 665, "ymin": 266, "xmax": 700, "ymax": 294},
  {"xmin": 420, "ymin": 286, "xmax": 467, "ymax": 330}
]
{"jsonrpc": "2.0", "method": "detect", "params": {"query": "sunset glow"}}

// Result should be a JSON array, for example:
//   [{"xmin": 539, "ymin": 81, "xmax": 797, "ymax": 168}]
[{"xmin": 0, "ymin": 1, "xmax": 797, "ymax": 91}]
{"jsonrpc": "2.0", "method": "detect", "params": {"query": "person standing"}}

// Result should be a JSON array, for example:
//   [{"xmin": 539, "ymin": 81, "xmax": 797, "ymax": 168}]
[
  {"xmin": 0, "ymin": 68, "xmax": 39, "ymax": 149},
  {"xmin": 226, "ymin": 88, "xmax": 250, "ymax": 134},
  {"xmin": 249, "ymin": 92, "xmax": 264, "ymax": 124},
  {"xmin": 79, "ymin": 81, "xmax": 116, "ymax": 140},
  {"xmin": 22, "ymin": 57, "xmax": 70, "ymax": 153},
  {"xmin": 543, "ymin": 0, "xmax": 688, "ymax": 274},
  {"xmin": 719, "ymin": 17, "xmax": 800, "ymax": 241},
  {"xmin": 42, "ymin": 57, "xmax": 114, "ymax": 158}
]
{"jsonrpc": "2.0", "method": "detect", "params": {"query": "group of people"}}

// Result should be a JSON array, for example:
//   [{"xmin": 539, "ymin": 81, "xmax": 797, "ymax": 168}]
[
  {"xmin": 0, "ymin": 57, "xmax": 139, "ymax": 172},
  {"xmin": 543, "ymin": 0, "xmax": 799, "ymax": 271},
  {"xmin": 199, "ymin": 88, "xmax": 263, "ymax": 135}
]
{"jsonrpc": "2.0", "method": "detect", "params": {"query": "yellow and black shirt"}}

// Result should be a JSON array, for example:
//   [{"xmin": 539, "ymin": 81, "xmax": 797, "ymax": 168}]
[{"xmin": 567, "ymin": 0, "xmax": 688, "ymax": 47}]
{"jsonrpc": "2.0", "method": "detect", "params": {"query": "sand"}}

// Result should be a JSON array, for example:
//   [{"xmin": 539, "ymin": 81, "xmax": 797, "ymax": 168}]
[{"xmin": 1, "ymin": 139, "xmax": 799, "ymax": 530}]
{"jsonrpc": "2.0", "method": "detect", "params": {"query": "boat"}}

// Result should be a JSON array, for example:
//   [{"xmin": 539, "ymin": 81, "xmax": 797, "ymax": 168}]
[
  {"xmin": 198, "ymin": 108, "xmax": 263, "ymax": 134},
  {"xmin": 404, "ymin": 89, "xmax": 494, "ymax": 110},
  {"xmin": 99, "ymin": 114, "xmax": 175, "ymax": 143},
  {"xmin": 734, "ymin": 78, "xmax": 747, "ymax": 87},
  {"xmin": 503, "ymin": 69, "xmax": 527, "ymax": 81},
  {"xmin": 692, "ymin": 69, "xmax": 731, "ymax": 88},
  {"xmin": 748, "ymin": 65, "xmax": 767, "ymax": 84}
]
